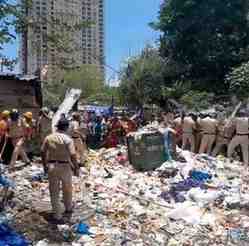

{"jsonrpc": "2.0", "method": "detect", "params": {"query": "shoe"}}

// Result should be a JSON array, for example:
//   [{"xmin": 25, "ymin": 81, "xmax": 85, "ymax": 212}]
[
  {"xmin": 64, "ymin": 210, "xmax": 73, "ymax": 215},
  {"xmin": 50, "ymin": 217, "xmax": 65, "ymax": 225}
]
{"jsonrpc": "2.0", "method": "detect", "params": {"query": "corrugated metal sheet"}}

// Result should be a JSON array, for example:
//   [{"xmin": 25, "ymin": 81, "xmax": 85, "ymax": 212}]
[{"xmin": 0, "ymin": 73, "xmax": 39, "ymax": 82}]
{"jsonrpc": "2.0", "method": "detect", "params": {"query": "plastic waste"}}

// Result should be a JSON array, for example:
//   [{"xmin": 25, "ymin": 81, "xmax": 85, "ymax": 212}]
[
  {"xmin": 168, "ymin": 202, "xmax": 203, "ymax": 224},
  {"xmin": 75, "ymin": 222, "xmax": 91, "ymax": 235},
  {"xmin": 189, "ymin": 170, "xmax": 212, "ymax": 182},
  {"xmin": 35, "ymin": 239, "xmax": 49, "ymax": 246},
  {"xmin": 188, "ymin": 188, "xmax": 224, "ymax": 206},
  {"xmin": 0, "ymin": 175, "xmax": 14, "ymax": 188},
  {"xmin": 0, "ymin": 223, "xmax": 29, "ymax": 246}
]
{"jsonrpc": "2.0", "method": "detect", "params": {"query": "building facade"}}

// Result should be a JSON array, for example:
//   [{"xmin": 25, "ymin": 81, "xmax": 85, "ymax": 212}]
[{"xmin": 20, "ymin": 0, "xmax": 105, "ymax": 79}]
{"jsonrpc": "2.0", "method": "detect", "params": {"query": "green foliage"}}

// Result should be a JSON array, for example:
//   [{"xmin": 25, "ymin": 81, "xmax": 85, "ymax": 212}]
[
  {"xmin": 161, "ymin": 81, "xmax": 191, "ymax": 100},
  {"xmin": 119, "ymin": 46, "xmax": 166, "ymax": 106},
  {"xmin": 86, "ymin": 86, "xmax": 121, "ymax": 106},
  {"xmin": 63, "ymin": 65, "xmax": 104, "ymax": 99},
  {"xmin": 180, "ymin": 90, "xmax": 214, "ymax": 111},
  {"xmin": 152, "ymin": 0, "xmax": 249, "ymax": 92},
  {"xmin": 226, "ymin": 61, "xmax": 249, "ymax": 99},
  {"xmin": 43, "ymin": 65, "xmax": 104, "ymax": 107},
  {"xmin": 0, "ymin": 1, "xmax": 17, "ymax": 51}
]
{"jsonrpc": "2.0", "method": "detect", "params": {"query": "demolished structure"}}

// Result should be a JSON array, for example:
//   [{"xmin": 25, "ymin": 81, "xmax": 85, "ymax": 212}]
[{"xmin": 0, "ymin": 134, "xmax": 249, "ymax": 245}]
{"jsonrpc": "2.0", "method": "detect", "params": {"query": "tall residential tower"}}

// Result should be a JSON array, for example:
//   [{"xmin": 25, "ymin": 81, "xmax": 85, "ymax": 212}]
[{"xmin": 20, "ymin": 0, "xmax": 105, "ymax": 79}]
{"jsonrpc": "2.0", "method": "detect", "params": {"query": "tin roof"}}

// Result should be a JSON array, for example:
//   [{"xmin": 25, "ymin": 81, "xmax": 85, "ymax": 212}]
[{"xmin": 0, "ymin": 73, "xmax": 38, "ymax": 81}]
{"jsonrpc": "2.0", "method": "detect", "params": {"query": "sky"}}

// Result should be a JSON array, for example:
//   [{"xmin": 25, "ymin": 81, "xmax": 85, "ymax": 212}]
[
  {"xmin": 106, "ymin": 0, "xmax": 161, "ymax": 82},
  {"xmin": 2, "ymin": 0, "xmax": 162, "ymax": 81}
]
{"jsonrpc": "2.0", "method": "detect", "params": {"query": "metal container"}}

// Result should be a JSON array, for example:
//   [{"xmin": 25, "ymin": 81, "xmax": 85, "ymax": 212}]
[{"xmin": 127, "ymin": 131, "xmax": 167, "ymax": 171}]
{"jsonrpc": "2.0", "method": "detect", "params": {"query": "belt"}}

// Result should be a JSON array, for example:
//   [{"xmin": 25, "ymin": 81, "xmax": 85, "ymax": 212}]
[
  {"xmin": 48, "ymin": 160, "xmax": 69, "ymax": 164},
  {"xmin": 203, "ymin": 133, "xmax": 216, "ymax": 135},
  {"xmin": 223, "ymin": 136, "xmax": 231, "ymax": 139},
  {"xmin": 237, "ymin": 133, "xmax": 249, "ymax": 136}
]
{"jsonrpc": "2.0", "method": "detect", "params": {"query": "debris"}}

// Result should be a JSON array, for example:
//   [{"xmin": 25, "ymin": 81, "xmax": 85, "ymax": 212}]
[{"xmin": 0, "ymin": 141, "xmax": 248, "ymax": 245}]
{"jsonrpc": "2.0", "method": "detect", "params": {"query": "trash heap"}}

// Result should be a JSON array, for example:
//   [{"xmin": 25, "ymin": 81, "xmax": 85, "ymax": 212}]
[{"xmin": 0, "ymin": 146, "xmax": 249, "ymax": 245}]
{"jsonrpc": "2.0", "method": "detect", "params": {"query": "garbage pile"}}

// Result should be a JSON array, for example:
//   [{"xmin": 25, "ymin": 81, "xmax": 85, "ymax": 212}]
[{"xmin": 0, "ymin": 146, "xmax": 249, "ymax": 245}]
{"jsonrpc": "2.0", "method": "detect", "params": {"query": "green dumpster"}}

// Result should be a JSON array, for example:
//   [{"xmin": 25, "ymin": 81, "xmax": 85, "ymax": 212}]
[{"xmin": 127, "ymin": 131, "xmax": 167, "ymax": 171}]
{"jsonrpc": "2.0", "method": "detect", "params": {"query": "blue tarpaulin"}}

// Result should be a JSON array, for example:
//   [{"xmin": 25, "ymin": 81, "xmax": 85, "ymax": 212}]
[
  {"xmin": 83, "ymin": 105, "xmax": 113, "ymax": 116},
  {"xmin": 0, "ymin": 224, "xmax": 29, "ymax": 246},
  {"xmin": 0, "ymin": 175, "xmax": 13, "ymax": 188}
]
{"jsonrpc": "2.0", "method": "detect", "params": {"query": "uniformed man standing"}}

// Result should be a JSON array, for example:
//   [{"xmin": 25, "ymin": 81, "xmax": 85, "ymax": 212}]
[
  {"xmin": 37, "ymin": 107, "xmax": 52, "ymax": 145},
  {"xmin": 212, "ymin": 118, "xmax": 234, "ymax": 157},
  {"xmin": 9, "ymin": 109, "xmax": 30, "ymax": 168},
  {"xmin": 172, "ymin": 114, "xmax": 183, "ymax": 147},
  {"xmin": 69, "ymin": 112, "xmax": 87, "ymax": 165},
  {"xmin": 195, "ymin": 114, "xmax": 205, "ymax": 154},
  {"xmin": 198, "ymin": 114, "xmax": 218, "ymax": 155},
  {"xmin": 228, "ymin": 110, "xmax": 249, "ymax": 166},
  {"xmin": 182, "ymin": 113, "xmax": 196, "ymax": 152},
  {"xmin": 41, "ymin": 119, "xmax": 79, "ymax": 223}
]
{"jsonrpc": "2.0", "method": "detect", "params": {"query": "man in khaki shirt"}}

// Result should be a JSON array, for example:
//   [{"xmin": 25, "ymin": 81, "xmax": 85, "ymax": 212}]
[
  {"xmin": 182, "ymin": 113, "xmax": 196, "ymax": 152},
  {"xmin": 69, "ymin": 112, "xmax": 87, "ymax": 165},
  {"xmin": 172, "ymin": 114, "xmax": 183, "ymax": 147},
  {"xmin": 198, "ymin": 114, "xmax": 218, "ymax": 154},
  {"xmin": 228, "ymin": 110, "xmax": 249, "ymax": 166},
  {"xmin": 9, "ymin": 109, "xmax": 30, "ymax": 168},
  {"xmin": 212, "ymin": 118, "xmax": 234, "ymax": 157},
  {"xmin": 41, "ymin": 119, "xmax": 79, "ymax": 223},
  {"xmin": 37, "ymin": 107, "xmax": 52, "ymax": 145}
]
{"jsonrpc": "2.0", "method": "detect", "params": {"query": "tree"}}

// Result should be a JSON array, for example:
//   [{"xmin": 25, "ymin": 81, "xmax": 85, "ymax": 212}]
[
  {"xmin": 43, "ymin": 65, "xmax": 104, "ymax": 107},
  {"xmin": 0, "ymin": 0, "xmax": 33, "ymax": 70},
  {"xmin": 0, "ymin": 1, "xmax": 16, "ymax": 51},
  {"xmin": 152, "ymin": 0, "xmax": 249, "ymax": 93},
  {"xmin": 226, "ymin": 61, "xmax": 249, "ymax": 99},
  {"xmin": 119, "ymin": 46, "xmax": 166, "ymax": 107},
  {"xmin": 86, "ymin": 86, "xmax": 121, "ymax": 106}
]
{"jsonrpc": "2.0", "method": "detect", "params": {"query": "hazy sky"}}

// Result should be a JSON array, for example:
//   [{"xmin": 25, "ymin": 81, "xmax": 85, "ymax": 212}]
[{"xmin": 2, "ymin": 0, "xmax": 162, "ymax": 80}]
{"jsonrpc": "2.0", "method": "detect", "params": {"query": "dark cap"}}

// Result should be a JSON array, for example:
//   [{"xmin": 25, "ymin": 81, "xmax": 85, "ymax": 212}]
[{"xmin": 56, "ymin": 119, "xmax": 69, "ymax": 130}]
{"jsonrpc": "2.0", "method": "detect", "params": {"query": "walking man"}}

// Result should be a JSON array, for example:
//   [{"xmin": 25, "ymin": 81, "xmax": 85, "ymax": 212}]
[
  {"xmin": 9, "ymin": 109, "xmax": 30, "ymax": 168},
  {"xmin": 41, "ymin": 119, "xmax": 79, "ymax": 223}
]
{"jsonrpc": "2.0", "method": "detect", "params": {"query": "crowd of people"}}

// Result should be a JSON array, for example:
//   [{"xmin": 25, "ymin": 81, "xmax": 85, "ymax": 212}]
[
  {"xmin": 0, "ymin": 108, "xmax": 139, "ymax": 168},
  {"xmin": 1, "ymin": 106, "xmax": 248, "ymax": 223},
  {"xmin": 158, "ymin": 110, "xmax": 249, "ymax": 167}
]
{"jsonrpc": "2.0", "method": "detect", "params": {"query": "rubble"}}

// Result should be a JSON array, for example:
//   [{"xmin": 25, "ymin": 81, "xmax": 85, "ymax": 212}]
[{"xmin": 0, "ymin": 145, "xmax": 249, "ymax": 245}]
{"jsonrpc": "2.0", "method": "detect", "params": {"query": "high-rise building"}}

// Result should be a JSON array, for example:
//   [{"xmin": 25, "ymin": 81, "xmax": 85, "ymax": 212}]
[{"xmin": 19, "ymin": 0, "xmax": 105, "ymax": 79}]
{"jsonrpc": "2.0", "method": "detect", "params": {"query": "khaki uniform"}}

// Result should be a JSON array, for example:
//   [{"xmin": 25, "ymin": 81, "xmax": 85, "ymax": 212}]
[
  {"xmin": 37, "ymin": 115, "xmax": 52, "ymax": 144},
  {"xmin": 9, "ymin": 119, "xmax": 29, "ymax": 167},
  {"xmin": 41, "ymin": 132, "xmax": 76, "ymax": 219},
  {"xmin": 228, "ymin": 117, "xmax": 249, "ymax": 165},
  {"xmin": 195, "ymin": 118, "xmax": 203, "ymax": 153},
  {"xmin": 69, "ymin": 120, "xmax": 87, "ymax": 165},
  {"xmin": 198, "ymin": 117, "xmax": 218, "ymax": 154},
  {"xmin": 182, "ymin": 117, "xmax": 196, "ymax": 152},
  {"xmin": 173, "ymin": 117, "xmax": 183, "ymax": 146},
  {"xmin": 212, "ymin": 119, "xmax": 233, "ymax": 157}
]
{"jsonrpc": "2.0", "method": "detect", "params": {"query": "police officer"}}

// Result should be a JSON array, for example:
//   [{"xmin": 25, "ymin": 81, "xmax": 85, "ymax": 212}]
[
  {"xmin": 172, "ymin": 113, "xmax": 183, "ymax": 147},
  {"xmin": 198, "ymin": 114, "xmax": 218, "ymax": 155},
  {"xmin": 37, "ymin": 107, "xmax": 52, "ymax": 145},
  {"xmin": 9, "ymin": 109, "xmax": 30, "ymax": 168},
  {"xmin": 69, "ymin": 112, "xmax": 87, "ymax": 165},
  {"xmin": 228, "ymin": 109, "xmax": 249, "ymax": 166},
  {"xmin": 41, "ymin": 119, "xmax": 79, "ymax": 223},
  {"xmin": 212, "ymin": 118, "xmax": 234, "ymax": 157},
  {"xmin": 182, "ymin": 113, "xmax": 196, "ymax": 153}
]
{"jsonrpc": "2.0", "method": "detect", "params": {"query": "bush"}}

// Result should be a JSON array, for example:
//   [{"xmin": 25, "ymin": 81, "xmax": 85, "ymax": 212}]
[
  {"xmin": 226, "ymin": 61, "xmax": 249, "ymax": 100},
  {"xmin": 180, "ymin": 90, "xmax": 214, "ymax": 111}
]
